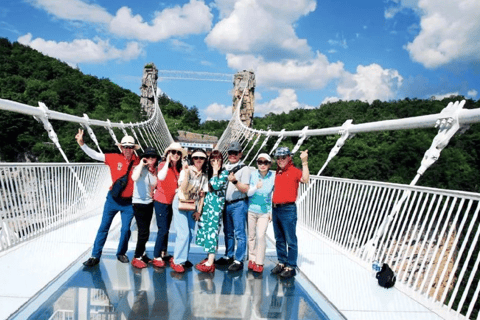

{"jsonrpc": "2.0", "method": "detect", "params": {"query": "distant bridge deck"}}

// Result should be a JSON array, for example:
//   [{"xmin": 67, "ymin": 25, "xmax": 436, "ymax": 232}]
[{"xmin": 0, "ymin": 211, "xmax": 446, "ymax": 320}]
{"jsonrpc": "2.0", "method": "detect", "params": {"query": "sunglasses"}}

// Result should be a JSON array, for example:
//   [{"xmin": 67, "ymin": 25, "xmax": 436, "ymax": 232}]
[
  {"xmin": 257, "ymin": 160, "xmax": 270, "ymax": 166},
  {"xmin": 170, "ymin": 150, "xmax": 182, "ymax": 156},
  {"xmin": 228, "ymin": 150, "xmax": 240, "ymax": 156},
  {"xmin": 192, "ymin": 156, "xmax": 205, "ymax": 161},
  {"xmin": 123, "ymin": 146, "xmax": 135, "ymax": 150},
  {"xmin": 276, "ymin": 155, "xmax": 288, "ymax": 160}
]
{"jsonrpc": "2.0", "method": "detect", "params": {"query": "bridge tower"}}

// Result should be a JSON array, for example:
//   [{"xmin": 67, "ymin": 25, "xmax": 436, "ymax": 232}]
[
  {"xmin": 232, "ymin": 70, "xmax": 255, "ymax": 127},
  {"xmin": 140, "ymin": 63, "xmax": 158, "ymax": 117}
]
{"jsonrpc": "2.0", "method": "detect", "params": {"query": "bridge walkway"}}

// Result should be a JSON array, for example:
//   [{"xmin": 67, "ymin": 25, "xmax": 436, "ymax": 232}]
[{"xmin": 0, "ymin": 212, "xmax": 445, "ymax": 319}]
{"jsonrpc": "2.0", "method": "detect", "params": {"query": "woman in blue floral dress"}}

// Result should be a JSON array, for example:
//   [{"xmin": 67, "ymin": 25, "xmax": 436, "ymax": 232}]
[{"xmin": 195, "ymin": 150, "xmax": 229, "ymax": 273}]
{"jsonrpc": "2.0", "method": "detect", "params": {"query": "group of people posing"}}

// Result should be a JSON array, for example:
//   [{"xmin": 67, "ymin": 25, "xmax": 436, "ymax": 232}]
[{"xmin": 76, "ymin": 129, "xmax": 309, "ymax": 279}]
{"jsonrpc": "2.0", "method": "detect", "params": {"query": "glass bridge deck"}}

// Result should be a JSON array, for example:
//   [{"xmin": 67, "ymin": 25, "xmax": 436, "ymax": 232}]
[{"xmin": 4, "ymin": 215, "xmax": 344, "ymax": 320}]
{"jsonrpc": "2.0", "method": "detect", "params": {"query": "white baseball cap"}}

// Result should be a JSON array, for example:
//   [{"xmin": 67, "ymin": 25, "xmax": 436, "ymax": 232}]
[{"xmin": 257, "ymin": 153, "xmax": 272, "ymax": 162}]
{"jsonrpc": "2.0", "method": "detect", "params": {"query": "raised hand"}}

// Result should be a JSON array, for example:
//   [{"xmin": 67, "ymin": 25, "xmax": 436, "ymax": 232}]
[
  {"xmin": 75, "ymin": 129, "xmax": 84, "ymax": 146},
  {"xmin": 300, "ymin": 149, "xmax": 308, "ymax": 164},
  {"xmin": 256, "ymin": 180, "xmax": 263, "ymax": 189},
  {"xmin": 211, "ymin": 159, "xmax": 220, "ymax": 174},
  {"xmin": 183, "ymin": 159, "xmax": 190, "ymax": 173}
]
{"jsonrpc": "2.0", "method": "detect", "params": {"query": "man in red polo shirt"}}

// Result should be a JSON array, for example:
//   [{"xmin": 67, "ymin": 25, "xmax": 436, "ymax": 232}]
[
  {"xmin": 271, "ymin": 146, "xmax": 309, "ymax": 279},
  {"xmin": 75, "ymin": 129, "xmax": 140, "ymax": 267}
]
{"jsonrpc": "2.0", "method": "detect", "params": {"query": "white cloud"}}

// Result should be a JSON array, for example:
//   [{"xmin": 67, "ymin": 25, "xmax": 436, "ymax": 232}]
[
  {"xmin": 169, "ymin": 39, "xmax": 195, "ymax": 52},
  {"xmin": 467, "ymin": 89, "xmax": 478, "ymax": 98},
  {"xmin": 27, "ymin": 0, "xmax": 113, "ymax": 23},
  {"xmin": 384, "ymin": 0, "xmax": 420, "ymax": 19},
  {"xmin": 328, "ymin": 33, "xmax": 348, "ymax": 49},
  {"xmin": 206, "ymin": 0, "xmax": 316, "ymax": 58},
  {"xmin": 204, "ymin": 103, "xmax": 232, "ymax": 120},
  {"xmin": 321, "ymin": 96, "xmax": 340, "ymax": 105},
  {"xmin": 335, "ymin": 64, "xmax": 403, "ymax": 103},
  {"xmin": 109, "ymin": 0, "xmax": 212, "ymax": 41},
  {"xmin": 28, "ymin": 0, "xmax": 213, "ymax": 42},
  {"xmin": 400, "ymin": 0, "xmax": 480, "ymax": 68},
  {"xmin": 255, "ymin": 89, "xmax": 314, "ymax": 115},
  {"xmin": 226, "ymin": 52, "xmax": 344, "ymax": 90},
  {"xmin": 18, "ymin": 33, "xmax": 143, "ymax": 65},
  {"xmin": 431, "ymin": 92, "xmax": 460, "ymax": 100},
  {"xmin": 211, "ymin": 0, "xmax": 237, "ymax": 19}
]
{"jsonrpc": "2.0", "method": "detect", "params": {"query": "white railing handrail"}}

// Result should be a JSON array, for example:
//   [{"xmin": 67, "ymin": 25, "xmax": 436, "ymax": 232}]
[
  {"xmin": 231, "ymin": 100, "xmax": 480, "ymax": 137},
  {"xmin": 297, "ymin": 174, "xmax": 480, "ymax": 319}
]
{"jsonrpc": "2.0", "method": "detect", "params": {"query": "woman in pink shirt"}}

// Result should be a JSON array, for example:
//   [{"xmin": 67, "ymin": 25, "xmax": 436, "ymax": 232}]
[{"xmin": 152, "ymin": 142, "xmax": 187, "ymax": 267}]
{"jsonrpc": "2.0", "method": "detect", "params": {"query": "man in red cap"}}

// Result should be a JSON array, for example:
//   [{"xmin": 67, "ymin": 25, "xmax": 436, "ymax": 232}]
[{"xmin": 75, "ymin": 129, "xmax": 140, "ymax": 267}]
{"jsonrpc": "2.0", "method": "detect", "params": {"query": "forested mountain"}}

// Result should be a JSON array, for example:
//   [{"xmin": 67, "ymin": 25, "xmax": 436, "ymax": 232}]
[
  {"xmin": 1, "ymin": 38, "xmax": 480, "ymax": 192},
  {"xmin": 0, "ymin": 38, "xmax": 213, "ymax": 162}
]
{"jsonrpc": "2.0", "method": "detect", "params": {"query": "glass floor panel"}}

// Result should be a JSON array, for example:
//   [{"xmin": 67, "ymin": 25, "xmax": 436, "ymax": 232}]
[{"xmin": 13, "ymin": 251, "xmax": 343, "ymax": 320}]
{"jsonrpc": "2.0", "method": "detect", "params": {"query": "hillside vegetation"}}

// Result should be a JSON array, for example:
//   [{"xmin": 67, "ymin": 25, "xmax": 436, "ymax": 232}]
[{"xmin": 1, "ymin": 38, "xmax": 480, "ymax": 193}]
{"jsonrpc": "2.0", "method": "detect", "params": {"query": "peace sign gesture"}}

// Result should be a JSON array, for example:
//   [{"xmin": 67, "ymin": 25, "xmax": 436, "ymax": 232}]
[{"xmin": 75, "ymin": 129, "xmax": 85, "ymax": 146}]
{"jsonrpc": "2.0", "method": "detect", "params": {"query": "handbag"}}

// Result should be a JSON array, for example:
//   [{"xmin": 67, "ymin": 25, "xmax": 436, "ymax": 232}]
[
  {"xmin": 111, "ymin": 160, "xmax": 134, "ymax": 200},
  {"xmin": 177, "ymin": 169, "xmax": 205, "ymax": 211},
  {"xmin": 178, "ymin": 199, "xmax": 196, "ymax": 211}
]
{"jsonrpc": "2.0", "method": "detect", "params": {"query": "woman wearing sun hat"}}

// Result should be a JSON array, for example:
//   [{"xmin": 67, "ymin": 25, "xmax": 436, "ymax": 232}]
[
  {"xmin": 131, "ymin": 146, "xmax": 160, "ymax": 269},
  {"xmin": 170, "ymin": 148, "xmax": 209, "ymax": 273},
  {"xmin": 151, "ymin": 142, "xmax": 187, "ymax": 268}
]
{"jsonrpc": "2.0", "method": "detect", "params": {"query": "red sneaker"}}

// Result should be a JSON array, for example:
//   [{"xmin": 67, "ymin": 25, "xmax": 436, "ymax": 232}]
[
  {"xmin": 152, "ymin": 258, "xmax": 166, "ymax": 268},
  {"xmin": 196, "ymin": 263, "xmax": 215, "ymax": 273},
  {"xmin": 170, "ymin": 259, "xmax": 185, "ymax": 273},
  {"xmin": 252, "ymin": 264, "xmax": 264, "ymax": 273},
  {"xmin": 248, "ymin": 260, "xmax": 255, "ymax": 270},
  {"xmin": 131, "ymin": 258, "xmax": 147, "ymax": 269}
]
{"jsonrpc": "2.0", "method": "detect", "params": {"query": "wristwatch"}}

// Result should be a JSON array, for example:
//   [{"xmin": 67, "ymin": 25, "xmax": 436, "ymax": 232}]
[{"xmin": 232, "ymin": 180, "xmax": 238, "ymax": 185}]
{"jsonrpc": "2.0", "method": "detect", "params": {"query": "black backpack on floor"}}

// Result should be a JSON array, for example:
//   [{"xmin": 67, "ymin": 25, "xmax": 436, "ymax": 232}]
[{"xmin": 376, "ymin": 263, "xmax": 396, "ymax": 288}]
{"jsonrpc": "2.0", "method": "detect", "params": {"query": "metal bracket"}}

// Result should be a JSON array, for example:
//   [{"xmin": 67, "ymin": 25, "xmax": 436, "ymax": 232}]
[
  {"xmin": 417, "ymin": 100, "xmax": 468, "ymax": 175},
  {"xmin": 269, "ymin": 129, "xmax": 285, "ymax": 156},
  {"xmin": 82, "ymin": 114, "xmax": 103, "ymax": 154},
  {"xmin": 292, "ymin": 126, "xmax": 309, "ymax": 154}
]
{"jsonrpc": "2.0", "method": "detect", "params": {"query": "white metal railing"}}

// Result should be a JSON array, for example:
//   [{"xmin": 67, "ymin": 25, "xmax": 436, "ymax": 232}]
[
  {"xmin": 0, "ymin": 85, "xmax": 174, "ymax": 162},
  {"xmin": 0, "ymin": 163, "xmax": 110, "ymax": 252},
  {"xmin": 297, "ymin": 175, "xmax": 480, "ymax": 319}
]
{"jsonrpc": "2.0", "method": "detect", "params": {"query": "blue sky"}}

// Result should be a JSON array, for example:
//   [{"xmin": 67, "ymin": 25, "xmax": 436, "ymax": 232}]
[{"xmin": 1, "ymin": 0, "xmax": 479, "ymax": 122}]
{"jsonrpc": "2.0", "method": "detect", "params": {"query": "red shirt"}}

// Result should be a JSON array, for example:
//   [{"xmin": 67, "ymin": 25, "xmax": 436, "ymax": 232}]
[
  {"xmin": 105, "ymin": 153, "xmax": 140, "ymax": 198},
  {"xmin": 154, "ymin": 162, "xmax": 180, "ymax": 204},
  {"xmin": 272, "ymin": 161, "xmax": 303, "ymax": 204}
]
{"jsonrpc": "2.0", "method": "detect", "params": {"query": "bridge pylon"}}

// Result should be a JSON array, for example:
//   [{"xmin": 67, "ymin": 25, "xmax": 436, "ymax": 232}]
[
  {"xmin": 140, "ymin": 63, "xmax": 158, "ymax": 117},
  {"xmin": 232, "ymin": 70, "xmax": 255, "ymax": 128}
]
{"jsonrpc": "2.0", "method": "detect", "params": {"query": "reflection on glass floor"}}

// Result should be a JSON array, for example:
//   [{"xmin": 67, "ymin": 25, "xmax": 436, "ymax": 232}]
[{"xmin": 25, "ymin": 252, "xmax": 331, "ymax": 320}]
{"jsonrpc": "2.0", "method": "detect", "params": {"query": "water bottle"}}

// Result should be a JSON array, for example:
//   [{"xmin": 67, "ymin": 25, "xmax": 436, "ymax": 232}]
[{"xmin": 372, "ymin": 260, "xmax": 382, "ymax": 272}]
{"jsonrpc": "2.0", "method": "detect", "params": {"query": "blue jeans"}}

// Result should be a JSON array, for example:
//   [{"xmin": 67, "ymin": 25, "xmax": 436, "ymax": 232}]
[
  {"xmin": 223, "ymin": 199, "xmax": 248, "ymax": 261},
  {"xmin": 153, "ymin": 201, "xmax": 173, "ymax": 258},
  {"xmin": 272, "ymin": 203, "xmax": 298, "ymax": 268},
  {"xmin": 92, "ymin": 191, "xmax": 134, "ymax": 258},
  {"xmin": 172, "ymin": 195, "xmax": 196, "ymax": 264}
]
